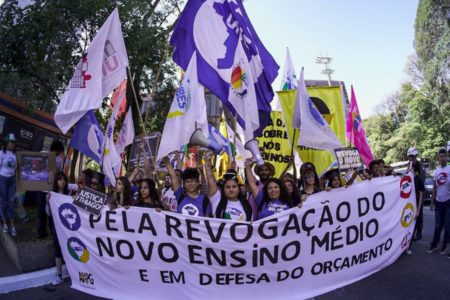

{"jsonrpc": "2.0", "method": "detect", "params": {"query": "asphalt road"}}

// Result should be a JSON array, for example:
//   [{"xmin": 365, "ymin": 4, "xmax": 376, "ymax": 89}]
[{"xmin": 2, "ymin": 207, "xmax": 450, "ymax": 300}]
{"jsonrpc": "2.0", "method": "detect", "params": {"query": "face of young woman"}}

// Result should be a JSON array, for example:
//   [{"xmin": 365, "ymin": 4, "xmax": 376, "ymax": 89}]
[
  {"xmin": 223, "ymin": 180, "xmax": 239, "ymax": 200},
  {"xmin": 6, "ymin": 141, "xmax": 15, "ymax": 151},
  {"xmin": 284, "ymin": 181, "xmax": 294, "ymax": 193},
  {"xmin": 140, "ymin": 182, "xmax": 150, "ymax": 199},
  {"xmin": 267, "ymin": 182, "xmax": 281, "ymax": 200},
  {"xmin": 115, "ymin": 180, "xmax": 124, "ymax": 193},
  {"xmin": 305, "ymin": 171, "xmax": 315, "ymax": 186},
  {"xmin": 57, "ymin": 177, "xmax": 66, "ymax": 190},
  {"xmin": 331, "ymin": 176, "xmax": 341, "ymax": 188}
]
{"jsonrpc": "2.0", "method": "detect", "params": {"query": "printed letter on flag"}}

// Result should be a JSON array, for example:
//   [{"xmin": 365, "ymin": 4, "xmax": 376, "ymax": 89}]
[
  {"xmin": 346, "ymin": 86, "xmax": 374, "ymax": 166},
  {"xmin": 70, "ymin": 111, "xmax": 104, "ymax": 164},
  {"xmin": 102, "ymin": 90, "xmax": 126, "ymax": 186},
  {"xmin": 55, "ymin": 8, "xmax": 128, "ymax": 133},
  {"xmin": 170, "ymin": 0, "xmax": 279, "ymax": 137},
  {"xmin": 115, "ymin": 107, "xmax": 135, "ymax": 155},
  {"xmin": 296, "ymin": 68, "xmax": 342, "ymax": 150},
  {"xmin": 156, "ymin": 53, "xmax": 209, "ymax": 163}
]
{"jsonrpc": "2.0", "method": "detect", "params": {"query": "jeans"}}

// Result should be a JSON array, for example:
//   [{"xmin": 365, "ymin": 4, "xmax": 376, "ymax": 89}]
[
  {"xmin": 0, "ymin": 175, "xmax": 16, "ymax": 220},
  {"xmin": 431, "ymin": 200, "xmax": 450, "ymax": 247}
]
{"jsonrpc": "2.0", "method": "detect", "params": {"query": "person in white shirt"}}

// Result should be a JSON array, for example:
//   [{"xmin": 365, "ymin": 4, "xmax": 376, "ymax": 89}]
[
  {"xmin": 427, "ymin": 148, "xmax": 450, "ymax": 255},
  {"xmin": 0, "ymin": 133, "xmax": 18, "ymax": 236}
]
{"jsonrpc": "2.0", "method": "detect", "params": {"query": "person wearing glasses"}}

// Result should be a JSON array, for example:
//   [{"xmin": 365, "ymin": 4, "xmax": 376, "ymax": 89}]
[
  {"xmin": 204, "ymin": 152, "xmax": 252, "ymax": 221},
  {"xmin": 245, "ymin": 158, "xmax": 293, "ymax": 220},
  {"xmin": 299, "ymin": 162, "xmax": 321, "ymax": 203},
  {"xmin": 163, "ymin": 156, "xmax": 212, "ymax": 217},
  {"xmin": 0, "ymin": 133, "xmax": 18, "ymax": 236}
]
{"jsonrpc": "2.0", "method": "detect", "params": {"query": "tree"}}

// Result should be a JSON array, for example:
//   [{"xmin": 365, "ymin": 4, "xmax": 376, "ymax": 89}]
[{"xmin": 0, "ymin": 0, "xmax": 182, "ymax": 134}]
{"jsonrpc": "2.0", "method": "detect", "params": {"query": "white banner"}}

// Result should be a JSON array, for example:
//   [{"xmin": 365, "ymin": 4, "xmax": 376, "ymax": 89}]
[{"xmin": 50, "ymin": 174, "xmax": 416, "ymax": 300}]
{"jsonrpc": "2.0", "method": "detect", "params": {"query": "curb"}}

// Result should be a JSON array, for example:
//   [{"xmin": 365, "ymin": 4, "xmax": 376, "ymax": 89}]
[{"xmin": 0, "ymin": 265, "xmax": 68, "ymax": 294}]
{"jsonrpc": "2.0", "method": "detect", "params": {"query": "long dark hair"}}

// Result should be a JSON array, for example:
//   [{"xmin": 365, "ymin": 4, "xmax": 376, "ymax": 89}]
[
  {"xmin": 299, "ymin": 165, "xmax": 321, "ymax": 192},
  {"xmin": 284, "ymin": 178, "xmax": 300, "ymax": 206},
  {"xmin": 136, "ymin": 178, "xmax": 161, "ymax": 207},
  {"xmin": 114, "ymin": 176, "xmax": 132, "ymax": 206},
  {"xmin": 260, "ymin": 178, "xmax": 292, "ymax": 210},
  {"xmin": 53, "ymin": 171, "xmax": 69, "ymax": 195},
  {"xmin": 215, "ymin": 177, "xmax": 252, "ymax": 221}
]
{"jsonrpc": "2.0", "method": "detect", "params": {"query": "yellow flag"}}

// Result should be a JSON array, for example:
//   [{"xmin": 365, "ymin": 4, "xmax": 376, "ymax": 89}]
[
  {"xmin": 278, "ymin": 86, "xmax": 346, "ymax": 175},
  {"xmin": 256, "ymin": 111, "xmax": 292, "ymax": 178}
]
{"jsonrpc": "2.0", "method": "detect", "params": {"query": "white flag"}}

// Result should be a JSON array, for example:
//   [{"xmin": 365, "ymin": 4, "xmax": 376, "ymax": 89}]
[
  {"xmin": 228, "ymin": 37, "xmax": 260, "ymax": 142},
  {"xmin": 226, "ymin": 123, "xmax": 251, "ymax": 169},
  {"xmin": 297, "ymin": 68, "xmax": 342, "ymax": 150},
  {"xmin": 115, "ymin": 107, "xmax": 135, "ymax": 155},
  {"xmin": 102, "ymin": 90, "xmax": 125, "ymax": 186},
  {"xmin": 156, "ymin": 53, "xmax": 209, "ymax": 163},
  {"xmin": 280, "ymin": 47, "xmax": 298, "ymax": 91},
  {"xmin": 55, "ymin": 8, "xmax": 128, "ymax": 134}
]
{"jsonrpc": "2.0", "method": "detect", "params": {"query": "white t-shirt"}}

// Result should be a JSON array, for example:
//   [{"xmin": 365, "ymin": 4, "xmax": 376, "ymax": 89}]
[
  {"xmin": 161, "ymin": 187, "xmax": 177, "ymax": 212},
  {"xmin": 434, "ymin": 165, "xmax": 450, "ymax": 202},
  {"xmin": 210, "ymin": 191, "xmax": 247, "ymax": 221},
  {"xmin": 0, "ymin": 150, "xmax": 16, "ymax": 177}
]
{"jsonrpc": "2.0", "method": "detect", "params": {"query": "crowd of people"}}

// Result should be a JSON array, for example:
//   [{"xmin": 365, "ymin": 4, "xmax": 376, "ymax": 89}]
[{"xmin": 1, "ymin": 131, "xmax": 450, "ymax": 286}]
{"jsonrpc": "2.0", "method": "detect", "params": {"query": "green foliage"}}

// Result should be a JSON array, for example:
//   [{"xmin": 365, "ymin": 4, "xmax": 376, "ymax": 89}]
[{"xmin": 0, "ymin": 0, "xmax": 182, "ymax": 134}]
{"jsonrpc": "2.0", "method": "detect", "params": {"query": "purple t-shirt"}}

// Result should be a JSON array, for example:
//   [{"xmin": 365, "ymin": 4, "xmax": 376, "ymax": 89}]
[
  {"xmin": 175, "ymin": 187, "xmax": 212, "ymax": 217},
  {"xmin": 255, "ymin": 191, "xmax": 290, "ymax": 220}
]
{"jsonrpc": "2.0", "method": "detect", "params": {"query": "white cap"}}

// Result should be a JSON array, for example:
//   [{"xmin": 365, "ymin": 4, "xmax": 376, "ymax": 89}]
[{"xmin": 407, "ymin": 147, "xmax": 418, "ymax": 156}]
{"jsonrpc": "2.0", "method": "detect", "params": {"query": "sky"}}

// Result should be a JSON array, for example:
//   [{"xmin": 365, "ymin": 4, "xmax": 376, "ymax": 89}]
[{"xmin": 243, "ymin": 0, "xmax": 419, "ymax": 118}]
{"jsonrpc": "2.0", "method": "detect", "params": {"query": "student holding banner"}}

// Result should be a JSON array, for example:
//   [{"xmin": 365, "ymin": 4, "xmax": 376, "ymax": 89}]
[
  {"xmin": 46, "ymin": 171, "xmax": 70, "ymax": 286},
  {"xmin": 245, "ymin": 158, "xmax": 292, "ymax": 220},
  {"xmin": 109, "ymin": 176, "xmax": 132, "ymax": 209},
  {"xmin": 204, "ymin": 152, "xmax": 252, "ymax": 221},
  {"xmin": 163, "ymin": 156, "xmax": 212, "ymax": 217},
  {"xmin": 134, "ymin": 178, "xmax": 163, "ymax": 209}
]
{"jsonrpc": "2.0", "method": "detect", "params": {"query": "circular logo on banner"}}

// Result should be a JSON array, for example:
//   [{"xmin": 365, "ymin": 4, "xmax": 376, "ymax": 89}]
[
  {"xmin": 436, "ymin": 172, "xmax": 448, "ymax": 186},
  {"xmin": 400, "ymin": 176, "xmax": 413, "ymax": 199},
  {"xmin": 400, "ymin": 203, "xmax": 415, "ymax": 228},
  {"xmin": 67, "ymin": 237, "xmax": 90, "ymax": 263},
  {"xmin": 58, "ymin": 203, "xmax": 81, "ymax": 231},
  {"xmin": 181, "ymin": 204, "xmax": 199, "ymax": 216},
  {"xmin": 401, "ymin": 233, "xmax": 411, "ymax": 250}
]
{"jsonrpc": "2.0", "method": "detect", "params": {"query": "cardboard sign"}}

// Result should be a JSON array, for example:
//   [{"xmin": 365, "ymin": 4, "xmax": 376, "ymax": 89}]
[
  {"xmin": 73, "ymin": 187, "xmax": 107, "ymax": 216},
  {"xmin": 128, "ymin": 132, "xmax": 161, "ymax": 170},
  {"xmin": 16, "ymin": 151, "xmax": 56, "ymax": 191},
  {"xmin": 334, "ymin": 147, "xmax": 364, "ymax": 173}
]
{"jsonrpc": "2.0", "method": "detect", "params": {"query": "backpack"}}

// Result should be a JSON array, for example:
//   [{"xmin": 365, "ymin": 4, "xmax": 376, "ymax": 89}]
[{"xmin": 177, "ymin": 192, "xmax": 210, "ymax": 216}]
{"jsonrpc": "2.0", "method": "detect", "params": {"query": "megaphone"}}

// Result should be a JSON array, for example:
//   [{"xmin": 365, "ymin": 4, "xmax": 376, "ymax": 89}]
[
  {"xmin": 190, "ymin": 129, "xmax": 224, "ymax": 154},
  {"xmin": 245, "ymin": 139, "xmax": 264, "ymax": 166}
]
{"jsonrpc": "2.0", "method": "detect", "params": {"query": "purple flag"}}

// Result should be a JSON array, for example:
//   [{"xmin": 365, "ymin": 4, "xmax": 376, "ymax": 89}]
[
  {"xmin": 71, "ymin": 110, "xmax": 104, "ymax": 164},
  {"xmin": 170, "ymin": 0, "xmax": 279, "ymax": 136}
]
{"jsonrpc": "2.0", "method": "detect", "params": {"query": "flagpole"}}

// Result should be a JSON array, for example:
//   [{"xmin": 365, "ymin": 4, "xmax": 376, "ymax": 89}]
[
  {"xmin": 144, "ymin": 50, "xmax": 169, "ymax": 122},
  {"xmin": 127, "ymin": 67, "xmax": 156, "ymax": 168},
  {"xmin": 232, "ymin": 113, "xmax": 238, "ymax": 164}
]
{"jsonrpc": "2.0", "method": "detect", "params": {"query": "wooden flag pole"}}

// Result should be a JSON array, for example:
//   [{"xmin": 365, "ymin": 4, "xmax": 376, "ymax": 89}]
[{"xmin": 127, "ymin": 67, "xmax": 156, "ymax": 168}]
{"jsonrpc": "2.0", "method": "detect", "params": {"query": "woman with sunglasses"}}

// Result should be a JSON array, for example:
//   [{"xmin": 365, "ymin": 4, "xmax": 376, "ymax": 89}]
[
  {"xmin": 204, "ymin": 152, "xmax": 252, "ymax": 221},
  {"xmin": 299, "ymin": 163, "xmax": 321, "ymax": 203},
  {"xmin": 245, "ymin": 158, "xmax": 293, "ymax": 220},
  {"xmin": 0, "ymin": 133, "xmax": 18, "ymax": 236}
]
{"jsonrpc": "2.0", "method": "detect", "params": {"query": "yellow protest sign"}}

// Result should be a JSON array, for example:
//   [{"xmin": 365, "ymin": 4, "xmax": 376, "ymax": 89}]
[
  {"xmin": 256, "ymin": 111, "xmax": 292, "ymax": 178},
  {"xmin": 278, "ymin": 86, "xmax": 346, "ymax": 175}
]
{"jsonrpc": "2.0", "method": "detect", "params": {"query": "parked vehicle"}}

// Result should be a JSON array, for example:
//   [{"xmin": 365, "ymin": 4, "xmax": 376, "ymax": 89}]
[{"xmin": 423, "ymin": 177, "xmax": 433, "ymax": 205}]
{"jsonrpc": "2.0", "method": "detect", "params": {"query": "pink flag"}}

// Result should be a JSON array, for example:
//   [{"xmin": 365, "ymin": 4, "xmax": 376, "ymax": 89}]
[
  {"xmin": 346, "ymin": 86, "xmax": 374, "ymax": 166},
  {"xmin": 110, "ymin": 79, "xmax": 127, "ymax": 119}
]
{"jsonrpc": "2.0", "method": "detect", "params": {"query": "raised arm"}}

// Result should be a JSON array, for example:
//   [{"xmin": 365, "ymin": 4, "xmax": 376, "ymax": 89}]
[
  {"xmin": 245, "ymin": 158, "xmax": 259, "ymax": 199},
  {"xmin": 163, "ymin": 156, "xmax": 180, "ymax": 192},
  {"xmin": 203, "ymin": 152, "xmax": 218, "ymax": 197}
]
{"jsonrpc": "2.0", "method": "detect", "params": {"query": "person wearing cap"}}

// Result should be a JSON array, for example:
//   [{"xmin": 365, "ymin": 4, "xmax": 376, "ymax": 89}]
[
  {"xmin": 407, "ymin": 147, "xmax": 426, "ymax": 181},
  {"xmin": 0, "ymin": 133, "xmax": 18, "ymax": 236},
  {"xmin": 427, "ymin": 148, "xmax": 450, "ymax": 255}
]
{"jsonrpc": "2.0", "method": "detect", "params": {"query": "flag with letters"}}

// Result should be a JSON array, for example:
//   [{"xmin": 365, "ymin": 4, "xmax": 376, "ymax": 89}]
[{"xmin": 55, "ymin": 8, "xmax": 128, "ymax": 133}]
